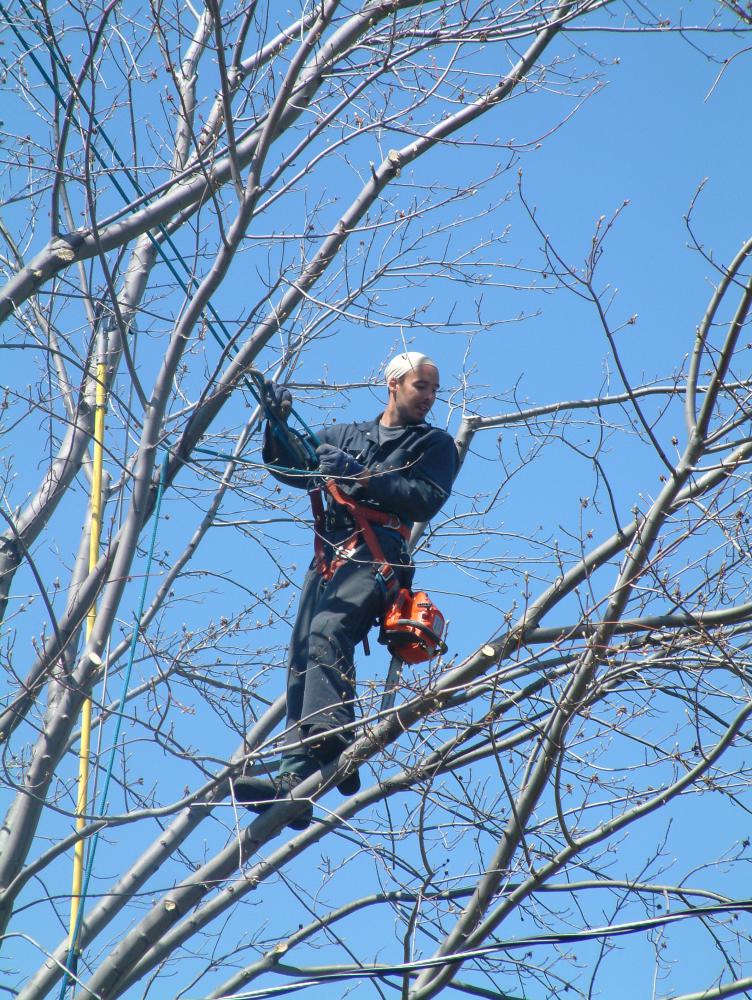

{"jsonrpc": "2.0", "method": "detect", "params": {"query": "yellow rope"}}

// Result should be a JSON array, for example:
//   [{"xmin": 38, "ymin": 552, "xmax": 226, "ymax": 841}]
[{"xmin": 68, "ymin": 356, "xmax": 106, "ymax": 956}]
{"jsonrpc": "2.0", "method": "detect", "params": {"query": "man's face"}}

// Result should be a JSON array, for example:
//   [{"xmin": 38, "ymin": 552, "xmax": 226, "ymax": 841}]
[{"xmin": 389, "ymin": 364, "xmax": 440, "ymax": 424}]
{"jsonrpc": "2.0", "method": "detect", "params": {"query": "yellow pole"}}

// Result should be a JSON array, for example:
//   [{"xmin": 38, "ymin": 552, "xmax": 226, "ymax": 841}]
[{"xmin": 68, "ymin": 353, "xmax": 106, "ymax": 956}]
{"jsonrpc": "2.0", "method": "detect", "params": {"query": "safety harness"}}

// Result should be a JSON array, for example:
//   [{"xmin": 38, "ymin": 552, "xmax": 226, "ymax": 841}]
[
  {"xmin": 309, "ymin": 479, "xmax": 408, "ymax": 601},
  {"xmin": 309, "ymin": 480, "xmax": 447, "ymax": 666}
]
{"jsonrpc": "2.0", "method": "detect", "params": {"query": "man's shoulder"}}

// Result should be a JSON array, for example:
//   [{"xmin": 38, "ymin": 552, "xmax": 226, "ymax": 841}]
[
  {"xmin": 424, "ymin": 423, "xmax": 454, "ymax": 444},
  {"xmin": 321, "ymin": 417, "xmax": 379, "ymax": 439},
  {"xmin": 322, "ymin": 417, "xmax": 455, "ymax": 451},
  {"xmin": 409, "ymin": 421, "xmax": 456, "ymax": 451}
]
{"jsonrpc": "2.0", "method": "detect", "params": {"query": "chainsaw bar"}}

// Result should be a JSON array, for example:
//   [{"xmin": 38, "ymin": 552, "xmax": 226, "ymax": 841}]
[{"xmin": 380, "ymin": 653, "xmax": 405, "ymax": 712}]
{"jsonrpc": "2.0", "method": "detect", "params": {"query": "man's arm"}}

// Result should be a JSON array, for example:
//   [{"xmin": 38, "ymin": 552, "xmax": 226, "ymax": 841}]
[
  {"xmin": 261, "ymin": 424, "xmax": 315, "ymax": 490},
  {"xmin": 345, "ymin": 431, "xmax": 458, "ymax": 523},
  {"xmin": 261, "ymin": 387, "xmax": 331, "ymax": 490}
]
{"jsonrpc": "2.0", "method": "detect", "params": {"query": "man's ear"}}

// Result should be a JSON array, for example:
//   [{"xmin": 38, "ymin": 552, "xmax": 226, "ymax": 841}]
[{"xmin": 387, "ymin": 375, "xmax": 399, "ymax": 395}]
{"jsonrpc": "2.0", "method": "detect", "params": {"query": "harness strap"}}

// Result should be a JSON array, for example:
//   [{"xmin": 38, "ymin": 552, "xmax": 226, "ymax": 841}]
[
  {"xmin": 309, "ymin": 480, "xmax": 409, "ymax": 598},
  {"xmin": 309, "ymin": 488, "xmax": 328, "ymax": 575}
]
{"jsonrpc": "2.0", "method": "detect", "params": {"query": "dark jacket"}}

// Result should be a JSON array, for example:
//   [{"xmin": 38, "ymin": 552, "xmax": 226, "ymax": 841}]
[{"xmin": 264, "ymin": 416, "xmax": 458, "ymax": 529}]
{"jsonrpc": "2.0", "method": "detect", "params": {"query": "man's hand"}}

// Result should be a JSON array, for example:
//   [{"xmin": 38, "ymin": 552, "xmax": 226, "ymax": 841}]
[
  {"xmin": 264, "ymin": 382, "xmax": 292, "ymax": 421},
  {"xmin": 316, "ymin": 443, "xmax": 365, "ymax": 479}
]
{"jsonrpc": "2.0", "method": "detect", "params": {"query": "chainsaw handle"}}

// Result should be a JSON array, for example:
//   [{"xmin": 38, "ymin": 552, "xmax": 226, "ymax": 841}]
[{"xmin": 383, "ymin": 618, "xmax": 448, "ymax": 655}]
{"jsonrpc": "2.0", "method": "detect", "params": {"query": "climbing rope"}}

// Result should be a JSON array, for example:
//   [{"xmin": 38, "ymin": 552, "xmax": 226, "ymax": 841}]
[
  {"xmin": 0, "ymin": 13, "xmax": 323, "ymax": 990},
  {"xmin": 64, "ymin": 342, "xmax": 106, "ymax": 987},
  {"xmin": 60, "ymin": 453, "xmax": 169, "ymax": 995},
  {"xmin": 0, "ymin": 0, "xmax": 288, "ymax": 391}
]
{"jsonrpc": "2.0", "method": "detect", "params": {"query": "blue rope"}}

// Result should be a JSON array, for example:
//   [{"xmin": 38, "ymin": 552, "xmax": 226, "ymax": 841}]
[
  {"xmin": 193, "ymin": 444, "xmax": 315, "ymax": 480},
  {"xmin": 60, "ymin": 453, "xmax": 169, "ymax": 996},
  {"xmin": 0, "ymin": 11, "xmax": 321, "ymax": 989},
  {"xmin": 1, "ymin": 3, "xmax": 322, "ymax": 482},
  {"xmin": 246, "ymin": 370, "xmax": 321, "ymax": 469},
  {"xmin": 0, "ymin": 0, "xmax": 277, "ymax": 400}
]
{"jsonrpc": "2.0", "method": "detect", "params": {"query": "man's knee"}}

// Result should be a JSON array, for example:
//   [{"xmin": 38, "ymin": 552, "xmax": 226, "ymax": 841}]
[{"xmin": 308, "ymin": 627, "xmax": 354, "ymax": 676}]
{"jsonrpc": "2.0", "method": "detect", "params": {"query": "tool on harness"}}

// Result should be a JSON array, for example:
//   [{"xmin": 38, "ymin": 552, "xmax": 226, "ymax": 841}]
[
  {"xmin": 310, "ymin": 480, "xmax": 448, "ymax": 700},
  {"xmin": 379, "ymin": 588, "xmax": 448, "ymax": 664},
  {"xmin": 378, "ymin": 591, "xmax": 448, "ymax": 712}
]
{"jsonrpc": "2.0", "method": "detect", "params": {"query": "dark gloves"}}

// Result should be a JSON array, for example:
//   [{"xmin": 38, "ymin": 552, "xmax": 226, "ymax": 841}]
[
  {"xmin": 316, "ymin": 443, "xmax": 365, "ymax": 479},
  {"xmin": 264, "ymin": 382, "xmax": 292, "ymax": 420}
]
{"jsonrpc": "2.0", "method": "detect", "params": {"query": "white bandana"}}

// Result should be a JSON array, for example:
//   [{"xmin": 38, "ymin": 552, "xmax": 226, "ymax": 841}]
[{"xmin": 384, "ymin": 351, "xmax": 438, "ymax": 383}]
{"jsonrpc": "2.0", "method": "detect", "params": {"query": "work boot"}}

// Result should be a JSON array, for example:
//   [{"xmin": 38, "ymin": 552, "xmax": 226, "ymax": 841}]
[
  {"xmin": 336, "ymin": 769, "xmax": 361, "ymax": 796},
  {"xmin": 233, "ymin": 772, "xmax": 313, "ymax": 830},
  {"xmin": 306, "ymin": 725, "xmax": 360, "ymax": 796},
  {"xmin": 307, "ymin": 724, "xmax": 347, "ymax": 760}
]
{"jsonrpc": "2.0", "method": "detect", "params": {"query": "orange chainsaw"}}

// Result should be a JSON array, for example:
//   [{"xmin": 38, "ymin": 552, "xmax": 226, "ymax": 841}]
[{"xmin": 379, "ymin": 588, "xmax": 448, "ymax": 710}]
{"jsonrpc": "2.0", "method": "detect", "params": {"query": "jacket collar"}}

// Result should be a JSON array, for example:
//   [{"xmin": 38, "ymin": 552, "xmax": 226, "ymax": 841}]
[{"xmin": 361, "ymin": 414, "xmax": 430, "ymax": 433}]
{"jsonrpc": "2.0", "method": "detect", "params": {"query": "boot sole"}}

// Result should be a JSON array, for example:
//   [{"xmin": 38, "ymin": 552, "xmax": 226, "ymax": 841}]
[{"xmin": 233, "ymin": 776, "xmax": 313, "ymax": 830}]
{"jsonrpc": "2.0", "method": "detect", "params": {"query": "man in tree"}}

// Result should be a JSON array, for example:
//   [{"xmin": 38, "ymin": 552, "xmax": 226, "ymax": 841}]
[{"xmin": 234, "ymin": 352, "xmax": 458, "ymax": 827}]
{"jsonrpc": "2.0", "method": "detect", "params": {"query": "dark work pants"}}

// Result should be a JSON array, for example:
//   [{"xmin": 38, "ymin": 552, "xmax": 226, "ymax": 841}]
[{"xmin": 280, "ymin": 535, "xmax": 409, "ymax": 769}]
